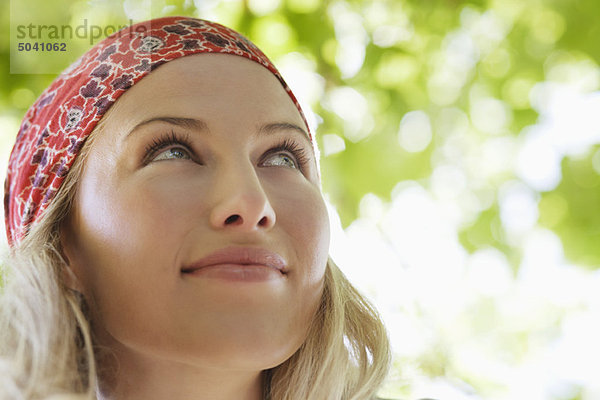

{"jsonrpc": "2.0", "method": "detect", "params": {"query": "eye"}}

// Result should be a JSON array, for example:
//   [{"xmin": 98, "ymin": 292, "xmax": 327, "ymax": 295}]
[
  {"xmin": 263, "ymin": 153, "xmax": 298, "ymax": 169},
  {"xmin": 153, "ymin": 147, "xmax": 192, "ymax": 162},
  {"xmin": 143, "ymin": 131, "xmax": 195, "ymax": 164},
  {"xmin": 261, "ymin": 139, "xmax": 309, "ymax": 172}
]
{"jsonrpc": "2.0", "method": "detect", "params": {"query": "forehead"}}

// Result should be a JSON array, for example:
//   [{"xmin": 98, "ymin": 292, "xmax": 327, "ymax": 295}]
[{"xmin": 98, "ymin": 54, "xmax": 306, "ymax": 140}]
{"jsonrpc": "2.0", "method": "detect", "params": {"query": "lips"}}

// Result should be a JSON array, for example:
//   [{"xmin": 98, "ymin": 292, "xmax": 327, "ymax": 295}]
[{"xmin": 181, "ymin": 246, "xmax": 288, "ymax": 275}]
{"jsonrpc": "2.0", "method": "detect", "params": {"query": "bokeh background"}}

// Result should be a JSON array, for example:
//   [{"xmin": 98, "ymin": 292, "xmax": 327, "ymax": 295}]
[{"xmin": 2, "ymin": 0, "xmax": 600, "ymax": 399}]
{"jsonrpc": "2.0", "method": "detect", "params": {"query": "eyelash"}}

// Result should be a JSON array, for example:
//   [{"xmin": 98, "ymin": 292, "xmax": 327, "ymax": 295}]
[
  {"xmin": 143, "ymin": 131, "xmax": 194, "ymax": 164},
  {"xmin": 143, "ymin": 131, "xmax": 310, "ymax": 171},
  {"xmin": 266, "ymin": 138, "xmax": 310, "ymax": 172}
]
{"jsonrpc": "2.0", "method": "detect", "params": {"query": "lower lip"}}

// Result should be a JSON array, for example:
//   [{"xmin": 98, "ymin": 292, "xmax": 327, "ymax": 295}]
[{"xmin": 183, "ymin": 263, "xmax": 285, "ymax": 282}]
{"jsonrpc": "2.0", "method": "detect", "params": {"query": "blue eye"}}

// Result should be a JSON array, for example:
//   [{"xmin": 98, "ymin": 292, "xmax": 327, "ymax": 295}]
[
  {"xmin": 262, "ymin": 139, "xmax": 309, "ymax": 172},
  {"xmin": 263, "ymin": 153, "xmax": 298, "ymax": 168},
  {"xmin": 153, "ymin": 147, "xmax": 192, "ymax": 161},
  {"xmin": 144, "ymin": 131, "xmax": 194, "ymax": 164}
]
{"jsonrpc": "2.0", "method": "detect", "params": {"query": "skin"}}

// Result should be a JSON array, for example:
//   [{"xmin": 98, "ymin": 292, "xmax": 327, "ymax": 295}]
[{"xmin": 60, "ymin": 54, "xmax": 330, "ymax": 400}]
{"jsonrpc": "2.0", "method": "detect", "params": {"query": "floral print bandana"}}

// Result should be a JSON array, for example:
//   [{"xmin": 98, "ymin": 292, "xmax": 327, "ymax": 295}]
[{"xmin": 4, "ymin": 16, "xmax": 312, "ymax": 247}]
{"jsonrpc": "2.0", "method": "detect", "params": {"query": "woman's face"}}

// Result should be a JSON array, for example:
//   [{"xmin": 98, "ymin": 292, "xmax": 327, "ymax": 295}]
[{"xmin": 62, "ymin": 54, "xmax": 330, "ymax": 372}]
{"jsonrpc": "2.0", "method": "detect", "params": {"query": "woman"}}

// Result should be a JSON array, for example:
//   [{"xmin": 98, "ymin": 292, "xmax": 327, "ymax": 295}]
[{"xmin": 0, "ymin": 17, "xmax": 391, "ymax": 399}]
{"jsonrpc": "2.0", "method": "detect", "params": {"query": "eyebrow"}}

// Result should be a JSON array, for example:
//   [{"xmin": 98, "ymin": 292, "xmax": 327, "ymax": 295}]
[
  {"xmin": 124, "ymin": 117, "xmax": 208, "ymax": 140},
  {"xmin": 255, "ymin": 122, "xmax": 311, "ymax": 144},
  {"xmin": 124, "ymin": 117, "xmax": 312, "ymax": 148}
]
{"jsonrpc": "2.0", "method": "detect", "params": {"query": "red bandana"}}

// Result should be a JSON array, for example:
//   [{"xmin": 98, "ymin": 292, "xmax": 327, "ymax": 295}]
[{"xmin": 4, "ymin": 16, "xmax": 311, "ymax": 247}]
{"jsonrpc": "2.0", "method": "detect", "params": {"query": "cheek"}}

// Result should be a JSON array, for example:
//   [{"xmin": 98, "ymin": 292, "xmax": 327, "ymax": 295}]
[
  {"xmin": 295, "ymin": 192, "xmax": 329, "ymax": 258},
  {"xmin": 272, "ymin": 182, "xmax": 330, "ymax": 286},
  {"xmin": 72, "ymin": 171, "xmax": 205, "ymax": 339},
  {"xmin": 80, "ymin": 167, "xmax": 206, "ymax": 251}
]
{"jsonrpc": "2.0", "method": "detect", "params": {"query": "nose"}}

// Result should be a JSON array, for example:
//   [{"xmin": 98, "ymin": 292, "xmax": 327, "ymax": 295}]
[{"xmin": 209, "ymin": 164, "xmax": 276, "ymax": 232}]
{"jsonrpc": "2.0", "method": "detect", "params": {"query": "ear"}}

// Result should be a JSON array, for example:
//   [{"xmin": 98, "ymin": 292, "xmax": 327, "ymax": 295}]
[{"xmin": 59, "ymin": 217, "xmax": 86, "ymax": 294}]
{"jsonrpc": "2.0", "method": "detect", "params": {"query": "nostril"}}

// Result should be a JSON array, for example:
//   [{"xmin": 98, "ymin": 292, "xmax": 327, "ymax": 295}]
[
  {"xmin": 225, "ymin": 215, "xmax": 241, "ymax": 225},
  {"xmin": 258, "ymin": 216, "xmax": 269, "ymax": 227}
]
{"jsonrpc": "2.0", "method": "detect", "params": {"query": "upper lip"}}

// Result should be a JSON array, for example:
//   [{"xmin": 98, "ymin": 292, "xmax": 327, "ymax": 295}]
[{"xmin": 182, "ymin": 246, "xmax": 288, "ymax": 274}]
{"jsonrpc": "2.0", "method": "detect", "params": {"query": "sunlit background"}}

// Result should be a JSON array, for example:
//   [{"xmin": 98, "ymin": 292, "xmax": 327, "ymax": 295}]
[{"xmin": 2, "ymin": 0, "xmax": 600, "ymax": 399}]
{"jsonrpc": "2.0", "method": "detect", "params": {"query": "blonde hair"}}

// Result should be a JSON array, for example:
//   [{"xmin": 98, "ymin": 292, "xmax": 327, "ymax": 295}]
[{"xmin": 0, "ymin": 113, "xmax": 391, "ymax": 400}]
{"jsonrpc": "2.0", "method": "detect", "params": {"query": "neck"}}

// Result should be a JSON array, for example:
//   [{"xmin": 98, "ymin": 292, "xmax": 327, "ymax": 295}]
[{"xmin": 95, "ymin": 345, "xmax": 265, "ymax": 400}]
